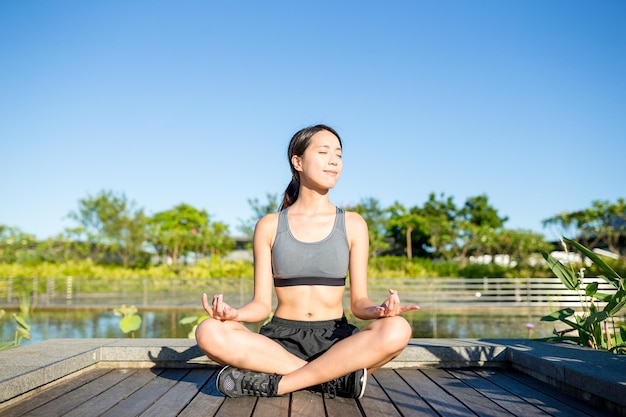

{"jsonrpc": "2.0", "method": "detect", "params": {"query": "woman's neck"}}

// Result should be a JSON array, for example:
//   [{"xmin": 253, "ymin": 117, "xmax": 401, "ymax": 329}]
[{"xmin": 289, "ymin": 188, "xmax": 334, "ymax": 214}]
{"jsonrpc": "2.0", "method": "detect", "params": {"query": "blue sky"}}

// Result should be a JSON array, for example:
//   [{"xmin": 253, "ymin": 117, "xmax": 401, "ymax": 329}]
[{"xmin": 1, "ymin": 1, "xmax": 624, "ymax": 241}]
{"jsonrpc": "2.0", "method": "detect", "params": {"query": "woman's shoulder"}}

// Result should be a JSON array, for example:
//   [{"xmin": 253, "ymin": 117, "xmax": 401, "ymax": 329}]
[
  {"xmin": 257, "ymin": 211, "xmax": 280, "ymax": 226},
  {"xmin": 342, "ymin": 209, "xmax": 368, "ymax": 232},
  {"xmin": 254, "ymin": 211, "xmax": 281, "ymax": 236},
  {"xmin": 342, "ymin": 209, "xmax": 365, "ymax": 222}
]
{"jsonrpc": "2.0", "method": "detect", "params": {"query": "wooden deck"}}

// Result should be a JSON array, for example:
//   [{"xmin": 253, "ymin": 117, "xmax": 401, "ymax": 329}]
[{"xmin": 0, "ymin": 365, "xmax": 615, "ymax": 417}]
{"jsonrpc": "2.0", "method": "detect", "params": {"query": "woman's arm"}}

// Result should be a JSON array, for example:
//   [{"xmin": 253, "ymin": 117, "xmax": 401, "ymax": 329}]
[
  {"xmin": 346, "ymin": 212, "xmax": 382, "ymax": 319},
  {"xmin": 202, "ymin": 213, "xmax": 277, "ymax": 323},
  {"xmin": 347, "ymin": 212, "xmax": 419, "ymax": 320}
]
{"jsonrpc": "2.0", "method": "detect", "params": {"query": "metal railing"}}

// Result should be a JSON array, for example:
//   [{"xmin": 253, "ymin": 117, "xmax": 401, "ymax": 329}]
[{"xmin": 0, "ymin": 276, "xmax": 617, "ymax": 311}]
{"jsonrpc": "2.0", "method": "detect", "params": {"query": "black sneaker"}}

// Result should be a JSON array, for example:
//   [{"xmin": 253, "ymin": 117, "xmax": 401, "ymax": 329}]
[
  {"xmin": 320, "ymin": 368, "xmax": 367, "ymax": 399},
  {"xmin": 216, "ymin": 366, "xmax": 282, "ymax": 398}
]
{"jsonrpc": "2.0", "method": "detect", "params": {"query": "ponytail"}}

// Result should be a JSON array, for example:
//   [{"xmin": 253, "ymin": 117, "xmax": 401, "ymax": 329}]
[{"xmin": 280, "ymin": 178, "xmax": 299, "ymax": 210}]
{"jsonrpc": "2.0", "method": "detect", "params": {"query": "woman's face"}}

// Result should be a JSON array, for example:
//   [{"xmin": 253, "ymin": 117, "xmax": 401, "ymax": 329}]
[{"xmin": 294, "ymin": 129, "xmax": 343, "ymax": 190}]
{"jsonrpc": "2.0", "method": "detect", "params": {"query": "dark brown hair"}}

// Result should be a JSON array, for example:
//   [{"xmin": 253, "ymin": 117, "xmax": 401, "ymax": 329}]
[{"xmin": 279, "ymin": 124, "xmax": 342, "ymax": 210}]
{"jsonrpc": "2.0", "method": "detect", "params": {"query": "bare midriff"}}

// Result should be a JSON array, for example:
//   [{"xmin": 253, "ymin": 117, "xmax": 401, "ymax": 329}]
[{"xmin": 274, "ymin": 285, "xmax": 345, "ymax": 321}]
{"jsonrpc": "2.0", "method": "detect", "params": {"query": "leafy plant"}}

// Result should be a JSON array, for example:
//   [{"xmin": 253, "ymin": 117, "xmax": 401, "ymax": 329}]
[
  {"xmin": 179, "ymin": 312, "xmax": 273, "ymax": 339},
  {"xmin": 540, "ymin": 237, "xmax": 626, "ymax": 353},
  {"xmin": 0, "ymin": 309, "xmax": 31, "ymax": 351},
  {"xmin": 179, "ymin": 314, "xmax": 209, "ymax": 338},
  {"xmin": 113, "ymin": 305, "xmax": 142, "ymax": 337}
]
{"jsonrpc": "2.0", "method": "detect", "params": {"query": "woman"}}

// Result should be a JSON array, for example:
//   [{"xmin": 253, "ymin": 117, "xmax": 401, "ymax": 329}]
[{"xmin": 195, "ymin": 124, "xmax": 418, "ymax": 398}]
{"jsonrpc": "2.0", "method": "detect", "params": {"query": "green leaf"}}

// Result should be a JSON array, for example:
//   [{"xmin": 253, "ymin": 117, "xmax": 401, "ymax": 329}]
[
  {"xmin": 179, "ymin": 316, "xmax": 198, "ymax": 325},
  {"xmin": 114, "ymin": 304, "xmax": 139, "ymax": 318},
  {"xmin": 13, "ymin": 315, "xmax": 30, "ymax": 331},
  {"xmin": 16, "ymin": 327, "xmax": 31, "ymax": 340},
  {"xmin": 594, "ymin": 292, "xmax": 613, "ymax": 302},
  {"xmin": 120, "ymin": 315, "xmax": 142, "ymax": 333},
  {"xmin": 541, "ymin": 251, "xmax": 578, "ymax": 290},
  {"xmin": 584, "ymin": 311, "xmax": 610, "ymax": 327},
  {"xmin": 606, "ymin": 298, "xmax": 626, "ymax": 317},
  {"xmin": 603, "ymin": 285, "xmax": 626, "ymax": 316},
  {"xmin": 585, "ymin": 282, "xmax": 599, "ymax": 297},
  {"xmin": 553, "ymin": 315, "xmax": 588, "ymax": 334},
  {"xmin": 618, "ymin": 326, "xmax": 626, "ymax": 346},
  {"xmin": 541, "ymin": 308, "xmax": 575, "ymax": 322},
  {"xmin": 0, "ymin": 341, "xmax": 15, "ymax": 351},
  {"xmin": 564, "ymin": 237, "xmax": 621, "ymax": 284}
]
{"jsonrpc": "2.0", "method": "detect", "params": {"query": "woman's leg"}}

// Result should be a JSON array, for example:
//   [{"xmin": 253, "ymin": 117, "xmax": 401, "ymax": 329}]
[
  {"xmin": 277, "ymin": 315, "xmax": 412, "ymax": 394},
  {"xmin": 195, "ymin": 318, "xmax": 307, "ymax": 374}
]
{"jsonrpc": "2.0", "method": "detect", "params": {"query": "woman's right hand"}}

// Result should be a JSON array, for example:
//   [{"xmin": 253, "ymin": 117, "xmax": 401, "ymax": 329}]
[{"xmin": 202, "ymin": 293, "xmax": 239, "ymax": 321}]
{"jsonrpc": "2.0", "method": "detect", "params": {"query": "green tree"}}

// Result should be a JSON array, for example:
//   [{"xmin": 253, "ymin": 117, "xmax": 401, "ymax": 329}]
[
  {"xmin": 459, "ymin": 195, "xmax": 508, "ymax": 229},
  {"xmin": 238, "ymin": 193, "xmax": 280, "ymax": 238},
  {"xmin": 451, "ymin": 195, "xmax": 507, "ymax": 261},
  {"xmin": 0, "ymin": 225, "xmax": 37, "ymax": 264},
  {"xmin": 387, "ymin": 202, "xmax": 426, "ymax": 260},
  {"xmin": 35, "ymin": 232, "xmax": 92, "ymax": 264},
  {"xmin": 204, "ymin": 221, "xmax": 235, "ymax": 259},
  {"xmin": 543, "ymin": 198, "xmax": 626, "ymax": 259},
  {"xmin": 351, "ymin": 197, "xmax": 390, "ymax": 257},
  {"xmin": 67, "ymin": 190, "xmax": 147, "ymax": 267},
  {"xmin": 149, "ymin": 203, "xmax": 209, "ymax": 265},
  {"xmin": 496, "ymin": 229, "xmax": 551, "ymax": 267},
  {"xmin": 419, "ymin": 193, "xmax": 458, "ymax": 260},
  {"xmin": 397, "ymin": 193, "xmax": 510, "ymax": 262}
]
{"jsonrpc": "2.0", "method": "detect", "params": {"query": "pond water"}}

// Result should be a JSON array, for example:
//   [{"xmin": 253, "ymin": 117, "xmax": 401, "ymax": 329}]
[{"xmin": 1, "ymin": 308, "xmax": 556, "ymax": 347}]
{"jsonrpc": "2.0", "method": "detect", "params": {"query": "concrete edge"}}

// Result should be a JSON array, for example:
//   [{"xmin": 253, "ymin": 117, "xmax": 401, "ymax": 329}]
[{"xmin": 1, "ymin": 338, "xmax": 625, "ymax": 413}]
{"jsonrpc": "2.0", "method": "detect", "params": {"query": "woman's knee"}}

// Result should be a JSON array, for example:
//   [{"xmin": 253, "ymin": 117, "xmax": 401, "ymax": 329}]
[
  {"xmin": 195, "ymin": 318, "xmax": 228, "ymax": 354},
  {"xmin": 379, "ymin": 316, "xmax": 412, "ymax": 349}
]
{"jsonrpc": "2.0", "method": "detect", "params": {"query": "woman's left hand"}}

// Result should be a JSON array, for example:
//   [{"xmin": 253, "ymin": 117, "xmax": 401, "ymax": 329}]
[
  {"xmin": 202, "ymin": 293, "xmax": 239, "ymax": 321},
  {"xmin": 374, "ymin": 289, "xmax": 419, "ymax": 318}
]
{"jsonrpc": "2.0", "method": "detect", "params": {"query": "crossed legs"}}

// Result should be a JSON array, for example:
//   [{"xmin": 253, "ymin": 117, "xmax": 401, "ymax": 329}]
[{"xmin": 195, "ymin": 315, "xmax": 412, "ymax": 395}]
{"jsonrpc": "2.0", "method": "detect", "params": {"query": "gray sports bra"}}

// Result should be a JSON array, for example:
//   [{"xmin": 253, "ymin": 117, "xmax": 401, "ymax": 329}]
[{"xmin": 271, "ymin": 207, "xmax": 349, "ymax": 287}]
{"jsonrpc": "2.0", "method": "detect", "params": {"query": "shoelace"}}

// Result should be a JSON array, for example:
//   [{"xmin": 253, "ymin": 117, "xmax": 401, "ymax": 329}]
[
  {"xmin": 321, "ymin": 376, "xmax": 346, "ymax": 399},
  {"xmin": 321, "ymin": 381, "xmax": 336, "ymax": 399},
  {"xmin": 242, "ymin": 373, "xmax": 278, "ymax": 397}
]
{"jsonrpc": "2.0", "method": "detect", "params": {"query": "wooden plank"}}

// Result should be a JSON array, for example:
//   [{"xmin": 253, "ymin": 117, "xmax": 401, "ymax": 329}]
[
  {"xmin": 289, "ymin": 390, "xmax": 326, "ymax": 417},
  {"xmin": 251, "ymin": 395, "xmax": 290, "ymax": 417},
  {"xmin": 323, "ymin": 395, "xmax": 362, "ymax": 417},
  {"xmin": 423, "ymin": 368, "xmax": 513, "ymax": 417},
  {"xmin": 372, "ymin": 369, "xmax": 438, "ymax": 417},
  {"xmin": 99, "ymin": 368, "xmax": 189, "ymax": 417},
  {"xmin": 1, "ymin": 365, "xmax": 619, "ymax": 417},
  {"xmin": 397, "ymin": 368, "xmax": 475, "ymax": 416},
  {"xmin": 470, "ymin": 369, "xmax": 587, "ymax": 417},
  {"xmin": 62, "ymin": 369, "xmax": 161, "ymax": 417},
  {"xmin": 449, "ymin": 369, "xmax": 548, "ymax": 417},
  {"xmin": 177, "ymin": 368, "xmax": 225, "ymax": 417},
  {"xmin": 9, "ymin": 369, "xmax": 130, "ymax": 417},
  {"xmin": 215, "ymin": 397, "xmax": 257, "ymax": 417},
  {"xmin": 0, "ymin": 368, "xmax": 112, "ymax": 417},
  {"xmin": 140, "ymin": 368, "xmax": 214, "ymax": 417},
  {"xmin": 495, "ymin": 368, "xmax": 616, "ymax": 417},
  {"xmin": 358, "ymin": 371, "xmax": 402, "ymax": 417}
]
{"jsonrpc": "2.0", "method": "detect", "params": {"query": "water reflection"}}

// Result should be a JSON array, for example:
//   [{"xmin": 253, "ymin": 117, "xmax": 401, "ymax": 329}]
[{"xmin": 1, "ymin": 309, "xmax": 556, "ymax": 347}]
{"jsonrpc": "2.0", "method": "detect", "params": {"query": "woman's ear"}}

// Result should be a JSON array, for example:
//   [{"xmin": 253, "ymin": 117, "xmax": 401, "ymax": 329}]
[{"xmin": 291, "ymin": 155, "xmax": 303, "ymax": 172}]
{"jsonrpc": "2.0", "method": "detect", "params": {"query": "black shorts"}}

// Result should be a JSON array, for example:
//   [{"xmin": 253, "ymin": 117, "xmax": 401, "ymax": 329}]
[{"xmin": 259, "ymin": 316, "xmax": 358, "ymax": 361}]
